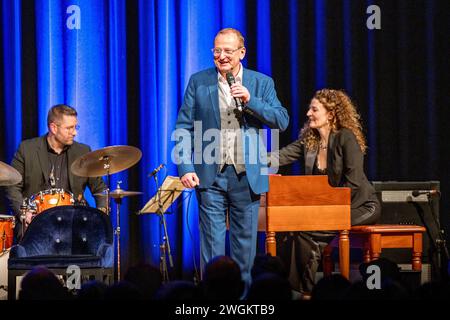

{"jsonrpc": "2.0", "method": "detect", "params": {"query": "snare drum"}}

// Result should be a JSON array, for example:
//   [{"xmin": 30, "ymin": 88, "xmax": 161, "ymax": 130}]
[
  {"xmin": 29, "ymin": 189, "xmax": 75, "ymax": 214},
  {"xmin": 0, "ymin": 215, "xmax": 14, "ymax": 251}
]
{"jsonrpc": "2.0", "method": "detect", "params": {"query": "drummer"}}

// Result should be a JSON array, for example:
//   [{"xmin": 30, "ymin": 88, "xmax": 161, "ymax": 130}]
[{"xmin": 5, "ymin": 104, "xmax": 108, "ymax": 241}]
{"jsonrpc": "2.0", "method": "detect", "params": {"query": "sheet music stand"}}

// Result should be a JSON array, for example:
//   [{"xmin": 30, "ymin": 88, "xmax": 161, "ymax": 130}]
[{"xmin": 138, "ymin": 176, "xmax": 185, "ymax": 282}]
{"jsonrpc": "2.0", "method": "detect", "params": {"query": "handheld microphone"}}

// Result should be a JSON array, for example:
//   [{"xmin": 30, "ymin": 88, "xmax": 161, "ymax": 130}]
[
  {"xmin": 411, "ymin": 190, "xmax": 439, "ymax": 197},
  {"xmin": 225, "ymin": 72, "xmax": 244, "ymax": 112},
  {"xmin": 148, "ymin": 164, "xmax": 165, "ymax": 178}
]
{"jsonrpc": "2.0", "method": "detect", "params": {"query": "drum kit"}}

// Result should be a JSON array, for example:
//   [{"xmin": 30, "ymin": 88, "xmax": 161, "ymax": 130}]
[
  {"xmin": 0, "ymin": 161, "xmax": 21, "ymax": 252},
  {"xmin": 0, "ymin": 160, "xmax": 22, "ymax": 297},
  {"xmin": 0, "ymin": 145, "xmax": 144, "ymax": 285}
]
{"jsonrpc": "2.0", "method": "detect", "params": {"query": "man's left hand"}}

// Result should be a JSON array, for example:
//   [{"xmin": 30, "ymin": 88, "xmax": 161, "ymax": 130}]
[{"xmin": 230, "ymin": 83, "xmax": 250, "ymax": 104}]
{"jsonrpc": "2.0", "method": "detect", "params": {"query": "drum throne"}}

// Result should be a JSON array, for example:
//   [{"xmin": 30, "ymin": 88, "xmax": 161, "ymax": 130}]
[{"xmin": 7, "ymin": 205, "xmax": 114, "ymax": 300}]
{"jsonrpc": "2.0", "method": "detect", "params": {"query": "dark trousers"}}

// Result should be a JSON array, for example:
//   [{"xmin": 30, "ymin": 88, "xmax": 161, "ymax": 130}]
[
  {"xmin": 277, "ymin": 196, "xmax": 381, "ymax": 293},
  {"xmin": 196, "ymin": 165, "xmax": 260, "ymax": 294}
]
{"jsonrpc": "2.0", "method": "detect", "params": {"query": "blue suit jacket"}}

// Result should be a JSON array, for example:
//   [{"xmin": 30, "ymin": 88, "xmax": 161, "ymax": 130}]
[{"xmin": 175, "ymin": 67, "xmax": 289, "ymax": 194}]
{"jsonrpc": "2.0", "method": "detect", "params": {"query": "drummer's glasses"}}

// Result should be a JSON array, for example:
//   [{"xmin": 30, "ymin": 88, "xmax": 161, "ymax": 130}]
[{"xmin": 56, "ymin": 124, "xmax": 80, "ymax": 133}]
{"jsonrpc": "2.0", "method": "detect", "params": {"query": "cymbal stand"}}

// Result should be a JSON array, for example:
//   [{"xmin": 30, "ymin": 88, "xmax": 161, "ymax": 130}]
[
  {"xmin": 101, "ymin": 156, "xmax": 119, "ymax": 280},
  {"xmin": 112, "ymin": 181, "xmax": 123, "ymax": 282},
  {"xmin": 153, "ymin": 173, "xmax": 173, "ymax": 283},
  {"xmin": 101, "ymin": 156, "xmax": 111, "ymax": 217},
  {"xmin": 19, "ymin": 200, "xmax": 28, "ymax": 242}
]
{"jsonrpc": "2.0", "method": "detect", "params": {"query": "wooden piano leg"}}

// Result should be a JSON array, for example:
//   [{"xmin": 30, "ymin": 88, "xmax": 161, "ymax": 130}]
[
  {"xmin": 363, "ymin": 238, "xmax": 371, "ymax": 263},
  {"xmin": 370, "ymin": 233, "xmax": 381, "ymax": 260},
  {"xmin": 338, "ymin": 230, "xmax": 350, "ymax": 280},
  {"xmin": 266, "ymin": 231, "xmax": 276, "ymax": 256},
  {"xmin": 322, "ymin": 244, "xmax": 334, "ymax": 277},
  {"xmin": 412, "ymin": 232, "xmax": 423, "ymax": 271}
]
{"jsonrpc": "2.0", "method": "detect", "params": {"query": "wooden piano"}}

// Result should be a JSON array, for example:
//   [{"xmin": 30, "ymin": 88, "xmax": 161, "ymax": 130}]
[{"xmin": 258, "ymin": 175, "xmax": 351, "ymax": 279}]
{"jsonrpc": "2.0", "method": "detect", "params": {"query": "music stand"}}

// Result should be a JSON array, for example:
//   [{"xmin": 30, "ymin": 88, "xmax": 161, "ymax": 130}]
[{"xmin": 138, "ymin": 176, "xmax": 185, "ymax": 282}]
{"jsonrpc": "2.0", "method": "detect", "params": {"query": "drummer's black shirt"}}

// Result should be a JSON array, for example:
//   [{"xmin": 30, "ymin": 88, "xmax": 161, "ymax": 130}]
[{"xmin": 46, "ymin": 138, "xmax": 70, "ymax": 192}]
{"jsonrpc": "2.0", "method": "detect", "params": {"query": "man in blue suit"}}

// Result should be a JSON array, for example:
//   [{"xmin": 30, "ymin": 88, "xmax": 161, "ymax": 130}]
[{"xmin": 175, "ymin": 28, "xmax": 289, "ymax": 293}]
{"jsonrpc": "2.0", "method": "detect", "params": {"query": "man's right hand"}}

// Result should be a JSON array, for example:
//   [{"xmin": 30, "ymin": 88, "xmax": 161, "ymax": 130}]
[{"xmin": 180, "ymin": 172, "xmax": 200, "ymax": 188}]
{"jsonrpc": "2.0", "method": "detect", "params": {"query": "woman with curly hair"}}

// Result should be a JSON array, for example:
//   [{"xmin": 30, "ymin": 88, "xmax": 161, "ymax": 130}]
[{"xmin": 272, "ymin": 89, "xmax": 381, "ymax": 296}]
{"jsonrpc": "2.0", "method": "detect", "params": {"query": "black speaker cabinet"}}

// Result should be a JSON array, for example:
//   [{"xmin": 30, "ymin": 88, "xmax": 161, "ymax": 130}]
[{"xmin": 372, "ymin": 181, "xmax": 442, "ymax": 281}]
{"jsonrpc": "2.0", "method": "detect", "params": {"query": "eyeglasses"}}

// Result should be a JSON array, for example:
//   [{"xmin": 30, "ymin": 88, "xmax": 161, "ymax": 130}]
[
  {"xmin": 56, "ymin": 124, "xmax": 80, "ymax": 133},
  {"xmin": 211, "ymin": 47, "xmax": 243, "ymax": 57}
]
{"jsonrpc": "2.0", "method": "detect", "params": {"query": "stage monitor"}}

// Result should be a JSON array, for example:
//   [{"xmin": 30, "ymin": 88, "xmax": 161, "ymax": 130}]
[{"xmin": 372, "ymin": 181, "xmax": 442, "ymax": 281}]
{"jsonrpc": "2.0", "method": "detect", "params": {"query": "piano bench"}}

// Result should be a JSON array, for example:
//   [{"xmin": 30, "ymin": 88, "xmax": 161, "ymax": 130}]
[{"xmin": 323, "ymin": 224, "xmax": 426, "ymax": 276}]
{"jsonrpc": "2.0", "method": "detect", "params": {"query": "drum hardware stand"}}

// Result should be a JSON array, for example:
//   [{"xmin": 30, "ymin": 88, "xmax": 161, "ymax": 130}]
[
  {"xmin": 112, "ymin": 181, "xmax": 123, "ymax": 282},
  {"xmin": 100, "ymin": 155, "xmax": 111, "ymax": 217},
  {"xmin": 19, "ymin": 200, "xmax": 28, "ymax": 241},
  {"xmin": 100, "ymin": 155, "xmax": 120, "ymax": 280},
  {"xmin": 153, "ymin": 172, "xmax": 173, "ymax": 283}
]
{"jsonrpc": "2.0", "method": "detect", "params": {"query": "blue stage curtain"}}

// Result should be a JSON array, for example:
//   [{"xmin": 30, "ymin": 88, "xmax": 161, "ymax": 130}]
[
  {"xmin": 137, "ymin": 0, "xmax": 248, "ymax": 279},
  {"xmin": 107, "ymin": 0, "xmax": 129, "ymax": 272},
  {"xmin": 33, "ymin": 0, "xmax": 130, "ymax": 273},
  {"xmin": 1, "ymin": 0, "xmax": 22, "ymax": 161},
  {"xmin": 35, "ymin": 0, "xmax": 108, "ymax": 147},
  {"xmin": 366, "ymin": 0, "xmax": 377, "ymax": 177},
  {"xmin": 137, "ymin": 0, "xmax": 178, "ymax": 273},
  {"xmin": 176, "ymin": 0, "xmax": 220, "ymax": 279},
  {"xmin": 314, "ymin": 0, "xmax": 326, "ymax": 89}
]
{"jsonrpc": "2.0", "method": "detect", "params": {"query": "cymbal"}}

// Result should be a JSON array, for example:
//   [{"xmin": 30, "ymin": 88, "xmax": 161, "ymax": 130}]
[
  {"xmin": 71, "ymin": 145, "xmax": 142, "ymax": 177},
  {"xmin": 94, "ymin": 188, "xmax": 143, "ymax": 199},
  {"xmin": 0, "ymin": 161, "xmax": 22, "ymax": 186}
]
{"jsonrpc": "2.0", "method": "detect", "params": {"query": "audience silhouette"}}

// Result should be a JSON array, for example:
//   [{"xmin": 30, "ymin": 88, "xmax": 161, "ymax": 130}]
[{"xmin": 10, "ymin": 256, "xmax": 450, "ymax": 301}]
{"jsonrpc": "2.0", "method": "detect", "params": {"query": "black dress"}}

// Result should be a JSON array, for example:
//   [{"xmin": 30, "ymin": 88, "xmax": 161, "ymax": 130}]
[{"xmin": 274, "ymin": 130, "xmax": 381, "ymax": 294}]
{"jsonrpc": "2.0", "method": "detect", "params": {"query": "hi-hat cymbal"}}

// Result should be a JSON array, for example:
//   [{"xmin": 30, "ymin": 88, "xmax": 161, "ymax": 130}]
[
  {"xmin": 0, "ymin": 161, "xmax": 22, "ymax": 186},
  {"xmin": 94, "ymin": 188, "xmax": 143, "ymax": 199},
  {"xmin": 71, "ymin": 145, "xmax": 142, "ymax": 178}
]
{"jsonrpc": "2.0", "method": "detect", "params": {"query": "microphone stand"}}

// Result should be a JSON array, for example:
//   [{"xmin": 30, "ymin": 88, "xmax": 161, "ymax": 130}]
[
  {"xmin": 413, "ymin": 192, "xmax": 449, "ymax": 281},
  {"xmin": 153, "ymin": 173, "xmax": 173, "ymax": 283},
  {"xmin": 427, "ymin": 193, "xmax": 449, "ymax": 281}
]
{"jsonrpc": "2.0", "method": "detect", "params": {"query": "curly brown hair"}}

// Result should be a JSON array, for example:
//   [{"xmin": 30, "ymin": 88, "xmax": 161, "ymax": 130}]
[{"xmin": 299, "ymin": 89, "xmax": 367, "ymax": 154}]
